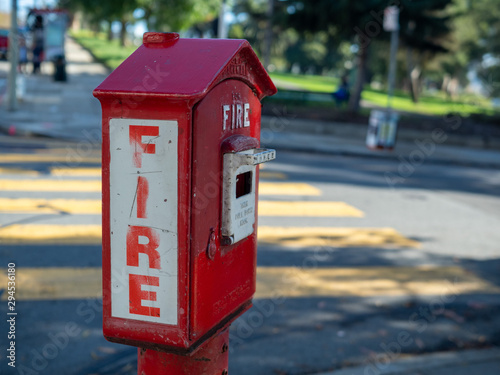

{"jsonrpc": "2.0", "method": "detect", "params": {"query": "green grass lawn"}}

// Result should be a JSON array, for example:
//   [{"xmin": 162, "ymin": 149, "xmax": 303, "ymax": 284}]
[
  {"xmin": 269, "ymin": 72, "xmax": 339, "ymax": 92},
  {"xmin": 70, "ymin": 29, "xmax": 137, "ymax": 70},
  {"xmin": 361, "ymin": 88, "xmax": 497, "ymax": 116},
  {"xmin": 70, "ymin": 30, "xmax": 496, "ymax": 117},
  {"xmin": 270, "ymin": 71, "xmax": 497, "ymax": 116}
]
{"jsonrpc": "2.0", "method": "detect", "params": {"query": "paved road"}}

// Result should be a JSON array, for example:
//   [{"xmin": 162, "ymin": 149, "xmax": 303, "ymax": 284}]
[{"xmin": 0, "ymin": 136, "xmax": 498, "ymax": 375}]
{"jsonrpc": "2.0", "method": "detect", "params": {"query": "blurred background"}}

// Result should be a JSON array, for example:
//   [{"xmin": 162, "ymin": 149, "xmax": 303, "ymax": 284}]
[{"xmin": 0, "ymin": 1, "xmax": 499, "ymax": 375}]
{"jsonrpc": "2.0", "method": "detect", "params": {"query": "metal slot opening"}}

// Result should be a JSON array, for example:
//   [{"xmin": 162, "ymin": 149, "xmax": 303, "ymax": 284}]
[{"xmin": 235, "ymin": 171, "xmax": 252, "ymax": 198}]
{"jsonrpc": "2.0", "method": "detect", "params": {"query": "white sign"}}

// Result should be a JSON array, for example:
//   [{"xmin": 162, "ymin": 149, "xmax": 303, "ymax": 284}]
[
  {"xmin": 384, "ymin": 6, "xmax": 400, "ymax": 32},
  {"xmin": 109, "ymin": 118, "xmax": 178, "ymax": 325}
]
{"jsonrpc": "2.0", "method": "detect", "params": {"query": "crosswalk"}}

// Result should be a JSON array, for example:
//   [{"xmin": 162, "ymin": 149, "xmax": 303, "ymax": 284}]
[
  {"xmin": 1, "ymin": 147, "xmax": 499, "ymax": 302},
  {"xmin": 1, "ymin": 265, "xmax": 498, "ymax": 300},
  {"xmin": 0, "ymin": 199, "xmax": 362, "ymax": 217},
  {"xmin": 0, "ymin": 173, "xmax": 411, "ymax": 247}
]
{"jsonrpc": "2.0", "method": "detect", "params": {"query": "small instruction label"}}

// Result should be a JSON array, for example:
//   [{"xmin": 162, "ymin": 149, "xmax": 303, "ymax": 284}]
[{"xmin": 234, "ymin": 198, "xmax": 254, "ymax": 230}]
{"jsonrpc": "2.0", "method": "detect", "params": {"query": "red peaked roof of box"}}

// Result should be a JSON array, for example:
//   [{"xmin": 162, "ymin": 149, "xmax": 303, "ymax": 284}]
[{"xmin": 93, "ymin": 32, "xmax": 276, "ymax": 101}]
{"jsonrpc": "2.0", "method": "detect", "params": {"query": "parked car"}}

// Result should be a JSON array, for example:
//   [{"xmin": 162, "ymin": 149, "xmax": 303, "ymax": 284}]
[{"xmin": 0, "ymin": 29, "xmax": 8, "ymax": 60}]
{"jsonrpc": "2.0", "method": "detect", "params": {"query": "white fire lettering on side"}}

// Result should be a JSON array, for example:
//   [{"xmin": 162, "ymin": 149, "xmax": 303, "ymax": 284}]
[{"xmin": 222, "ymin": 102, "xmax": 250, "ymax": 130}]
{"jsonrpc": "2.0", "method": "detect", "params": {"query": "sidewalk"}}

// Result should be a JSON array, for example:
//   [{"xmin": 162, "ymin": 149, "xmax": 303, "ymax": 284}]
[
  {"xmin": 317, "ymin": 347, "xmax": 500, "ymax": 375},
  {"xmin": 0, "ymin": 37, "xmax": 106, "ymax": 141}
]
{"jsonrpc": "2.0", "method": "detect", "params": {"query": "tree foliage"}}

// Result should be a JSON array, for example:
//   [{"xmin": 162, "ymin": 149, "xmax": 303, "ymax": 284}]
[
  {"xmin": 60, "ymin": 0, "xmax": 500, "ymax": 101},
  {"xmin": 138, "ymin": 0, "xmax": 221, "ymax": 32},
  {"xmin": 59, "ymin": 0, "xmax": 222, "ymax": 45},
  {"xmin": 466, "ymin": 0, "xmax": 500, "ymax": 96},
  {"xmin": 279, "ymin": 0, "xmax": 455, "ymax": 110}
]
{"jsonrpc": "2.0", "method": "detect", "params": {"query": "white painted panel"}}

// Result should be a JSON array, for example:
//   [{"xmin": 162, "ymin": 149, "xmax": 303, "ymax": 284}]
[{"xmin": 109, "ymin": 118, "xmax": 178, "ymax": 325}]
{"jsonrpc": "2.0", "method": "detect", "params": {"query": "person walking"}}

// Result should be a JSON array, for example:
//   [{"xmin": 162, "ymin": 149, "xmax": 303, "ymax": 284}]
[
  {"xmin": 18, "ymin": 37, "xmax": 28, "ymax": 74},
  {"xmin": 31, "ymin": 15, "xmax": 44, "ymax": 74}
]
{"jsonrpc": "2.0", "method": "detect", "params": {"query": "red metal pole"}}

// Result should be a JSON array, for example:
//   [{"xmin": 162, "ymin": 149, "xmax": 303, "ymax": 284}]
[{"xmin": 137, "ymin": 328, "xmax": 230, "ymax": 375}]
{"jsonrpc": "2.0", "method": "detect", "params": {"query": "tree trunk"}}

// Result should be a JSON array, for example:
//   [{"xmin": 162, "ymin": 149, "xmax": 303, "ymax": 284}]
[
  {"xmin": 406, "ymin": 47, "xmax": 422, "ymax": 103},
  {"xmin": 442, "ymin": 74, "xmax": 451, "ymax": 93},
  {"xmin": 406, "ymin": 47, "xmax": 419, "ymax": 103},
  {"xmin": 91, "ymin": 22, "xmax": 99, "ymax": 37},
  {"xmin": 410, "ymin": 66, "xmax": 421, "ymax": 102},
  {"xmin": 107, "ymin": 21, "xmax": 113, "ymax": 41},
  {"xmin": 263, "ymin": 0, "xmax": 274, "ymax": 69},
  {"xmin": 348, "ymin": 44, "xmax": 369, "ymax": 113},
  {"xmin": 143, "ymin": 8, "xmax": 153, "ymax": 32},
  {"xmin": 447, "ymin": 77, "xmax": 459, "ymax": 100},
  {"xmin": 119, "ymin": 19, "xmax": 127, "ymax": 47}
]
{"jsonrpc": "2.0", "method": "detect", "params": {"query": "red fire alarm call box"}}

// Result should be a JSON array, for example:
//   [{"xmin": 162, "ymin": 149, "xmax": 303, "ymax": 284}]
[{"xmin": 93, "ymin": 32, "xmax": 277, "ymax": 353}]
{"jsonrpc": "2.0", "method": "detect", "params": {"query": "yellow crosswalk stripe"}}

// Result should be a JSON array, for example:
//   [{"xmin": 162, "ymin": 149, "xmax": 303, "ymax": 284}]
[
  {"xmin": 258, "ymin": 227, "xmax": 420, "ymax": 248},
  {"xmin": 0, "ymin": 225, "xmax": 102, "ymax": 244},
  {"xmin": 258, "ymin": 201, "xmax": 364, "ymax": 217},
  {"xmin": 0, "ymin": 167, "xmax": 40, "ymax": 176},
  {"xmin": 0, "ymin": 225, "xmax": 417, "ymax": 248},
  {"xmin": 50, "ymin": 167, "xmax": 101, "ymax": 177},
  {"xmin": 0, "ymin": 180, "xmax": 316, "ymax": 194},
  {"xmin": 2, "ymin": 266, "xmax": 498, "ymax": 301},
  {"xmin": 0, "ymin": 198, "xmax": 101, "ymax": 214},
  {"xmin": 259, "ymin": 182, "xmax": 321, "ymax": 196},
  {"xmin": 259, "ymin": 171, "xmax": 287, "ymax": 180},
  {"xmin": 256, "ymin": 266, "xmax": 500, "ymax": 298},
  {"xmin": 0, "ymin": 154, "xmax": 100, "ymax": 163},
  {"xmin": 0, "ymin": 179, "xmax": 101, "ymax": 192},
  {"xmin": 0, "ymin": 167, "xmax": 102, "ymax": 177},
  {"xmin": 0, "ymin": 167, "xmax": 277, "ymax": 179},
  {"xmin": 0, "ymin": 267, "xmax": 102, "ymax": 300},
  {"xmin": 0, "ymin": 198, "xmax": 361, "ymax": 217}
]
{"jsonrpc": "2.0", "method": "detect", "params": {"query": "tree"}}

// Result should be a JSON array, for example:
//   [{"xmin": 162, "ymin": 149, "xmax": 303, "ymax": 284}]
[
  {"xmin": 231, "ymin": 0, "xmax": 274, "ymax": 60},
  {"xmin": 138, "ymin": 0, "xmax": 221, "ymax": 32},
  {"xmin": 59, "ymin": 0, "xmax": 139, "ymax": 46},
  {"xmin": 60, "ymin": 0, "xmax": 222, "ymax": 46},
  {"xmin": 231, "ymin": 0, "xmax": 342, "ymax": 73},
  {"xmin": 285, "ymin": 33, "xmax": 329, "ymax": 74},
  {"xmin": 278, "ymin": 0, "xmax": 455, "ymax": 111},
  {"xmin": 399, "ymin": 0, "xmax": 454, "ymax": 102},
  {"xmin": 465, "ymin": 0, "xmax": 500, "ymax": 97}
]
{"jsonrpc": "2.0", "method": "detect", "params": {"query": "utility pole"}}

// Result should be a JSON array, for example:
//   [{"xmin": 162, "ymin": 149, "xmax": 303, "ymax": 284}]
[
  {"xmin": 384, "ymin": 6, "xmax": 399, "ymax": 109},
  {"xmin": 386, "ymin": 29, "xmax": 399, "ymax": 108},
  {"xmin": 218, "ymin": 0, "xmax": 229, "ymax": 39},
  {"xmin": 7, "ymin": 0, "xmax": 18, "ymax": 111}
]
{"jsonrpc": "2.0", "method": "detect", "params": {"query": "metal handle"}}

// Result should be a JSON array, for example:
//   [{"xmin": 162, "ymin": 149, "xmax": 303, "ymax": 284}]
[{"xmin": 234, "ymin": 148, "xmax": 276, "ymax": 165}]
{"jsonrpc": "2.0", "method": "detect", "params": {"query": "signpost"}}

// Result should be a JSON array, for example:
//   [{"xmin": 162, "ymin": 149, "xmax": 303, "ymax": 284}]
[
  {"xmin": 384, "ymin": 6, "xmax": 400, "ymax": 109},
  {"xmin": 7, "ymin": 0, "xmax": 18, "ymax": 111},
  {"xmin": 366, "ymin": 6, "xmax": 400, "ymax": 150}
]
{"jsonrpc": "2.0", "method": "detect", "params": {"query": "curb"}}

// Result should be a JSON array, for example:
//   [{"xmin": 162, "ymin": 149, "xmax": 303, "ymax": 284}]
[
  {"xmin": 261, "ymin": 116, "xmax": 500, "ymax": 151},
  {"xmin": 264, "ymin": 143, "xmax": 500, "ymax": 170}
]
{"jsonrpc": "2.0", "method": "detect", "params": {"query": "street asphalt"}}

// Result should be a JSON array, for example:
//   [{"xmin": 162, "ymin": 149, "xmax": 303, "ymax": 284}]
[{"xmin": 0, "ymin": 37, "xmax": 499, "ymax": 375}]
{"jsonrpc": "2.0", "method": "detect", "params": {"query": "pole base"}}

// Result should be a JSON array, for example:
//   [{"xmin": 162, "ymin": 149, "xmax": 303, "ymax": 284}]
[{"xmin": 137, "ymin": 328, "xmax": 229, "ymax": 375}]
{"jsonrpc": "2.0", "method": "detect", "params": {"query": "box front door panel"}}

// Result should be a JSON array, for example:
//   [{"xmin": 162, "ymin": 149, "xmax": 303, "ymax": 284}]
[{"xmin": 190, "ymin": 80, "xmax": 261, "ymax": 339}]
